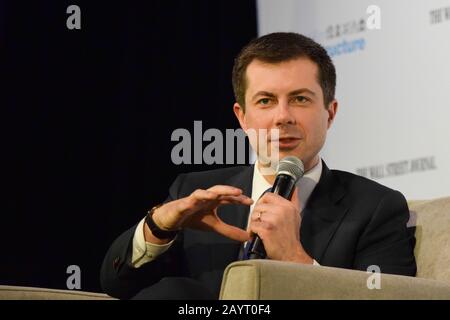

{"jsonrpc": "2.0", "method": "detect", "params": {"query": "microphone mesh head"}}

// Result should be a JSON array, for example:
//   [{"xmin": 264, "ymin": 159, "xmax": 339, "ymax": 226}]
[{"xmin": 277, "ymin": 156, "xmax": 305, "ymax": 182}]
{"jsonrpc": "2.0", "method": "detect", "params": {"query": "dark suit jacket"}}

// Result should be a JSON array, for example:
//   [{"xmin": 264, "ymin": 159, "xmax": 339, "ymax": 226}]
[{"xmin": 100, "ymin": 161, "xmax": 416, "ymax": 299}]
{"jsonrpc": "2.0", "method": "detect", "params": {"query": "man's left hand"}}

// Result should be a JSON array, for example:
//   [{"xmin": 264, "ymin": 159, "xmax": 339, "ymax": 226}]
[{"xmin": 248, "ymin": 188, "xmax": 313, "ymax": 264}]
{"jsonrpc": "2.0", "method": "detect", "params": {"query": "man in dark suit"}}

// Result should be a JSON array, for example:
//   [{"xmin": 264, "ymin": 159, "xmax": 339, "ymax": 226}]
[{"xmin": 101, "ymin": 32, "xmax": 416, "ymax": 299}]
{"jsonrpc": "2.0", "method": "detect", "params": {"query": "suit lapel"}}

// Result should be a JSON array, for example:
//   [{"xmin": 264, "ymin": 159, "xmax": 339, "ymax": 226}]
[{"xmin": 301, "ymin": 160, "xmax": 349, "ymax": 263}]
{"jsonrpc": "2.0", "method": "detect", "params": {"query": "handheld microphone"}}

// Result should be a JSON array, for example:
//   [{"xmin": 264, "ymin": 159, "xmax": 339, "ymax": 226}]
[{"xmin": 246, "ymin": 156, "xmax": 304, "ymax": 260}]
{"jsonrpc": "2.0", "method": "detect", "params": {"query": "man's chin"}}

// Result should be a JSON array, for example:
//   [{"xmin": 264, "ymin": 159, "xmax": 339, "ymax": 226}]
[
  {"xmin": 256, "ymin": 146, "xmax": 305, "ymax": 171},
  {"xmin": 278, "ymin": 150, "xmax": 303, "ymax": 161}
]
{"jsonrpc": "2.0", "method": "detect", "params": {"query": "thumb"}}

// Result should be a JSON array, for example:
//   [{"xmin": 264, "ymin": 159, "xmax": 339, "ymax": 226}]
[
  {"xmin": 186, "ymin": 213, "xmax": 250, "ymax": 242},
  {"xmin": 213, "ymin": 222, "xmax": 250, "ymax": 242}
]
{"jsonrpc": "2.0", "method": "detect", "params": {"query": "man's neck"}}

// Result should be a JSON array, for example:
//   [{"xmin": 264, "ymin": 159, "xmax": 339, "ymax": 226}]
[{"xmin": 257, "ymin": 156, "xmax": 320, "ymax": 185}]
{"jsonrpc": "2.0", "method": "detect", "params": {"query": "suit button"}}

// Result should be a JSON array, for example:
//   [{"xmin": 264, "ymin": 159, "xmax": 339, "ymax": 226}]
[{"xmin": 113, "ymin": 257, "xmax": 121, "ymax": 269}]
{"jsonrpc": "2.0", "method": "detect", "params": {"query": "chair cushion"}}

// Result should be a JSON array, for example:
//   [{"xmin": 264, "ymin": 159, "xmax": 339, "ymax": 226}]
[
  {"xmin": 0, "ymin": 285, "xmax": 115, "ymax": 300},
  {"xmin": 408, "ymin": 197, "xmax": 450, "ymax": 285},
  {"xmin": 220, "ymin": 260, "xmax": 450, "ymax": 300}
]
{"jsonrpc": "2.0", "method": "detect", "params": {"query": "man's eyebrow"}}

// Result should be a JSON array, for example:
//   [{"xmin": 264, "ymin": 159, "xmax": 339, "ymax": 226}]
[
  {"xmin": 251, "ymin": 89, "xmax": 317, "ymax": 101},
  {"xmin": 251, "ymin": 91, "xmax": 276, "ymax": 100},
  {"xmin": 288, "ymin": 88, "xmax": 317, "ymax": 96}
]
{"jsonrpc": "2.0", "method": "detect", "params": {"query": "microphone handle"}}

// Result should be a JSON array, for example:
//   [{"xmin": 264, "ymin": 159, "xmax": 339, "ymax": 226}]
[
  {"xmin": 248, "ymin": 236, "xmax": 266, "ymax": 259},
  {"xmin": 270, "ymin": 174, "xmax": 297, "ymax": 199},
  {"xmin": 247, "ymin": 174, "xmax": 296, "ymax": 259}
]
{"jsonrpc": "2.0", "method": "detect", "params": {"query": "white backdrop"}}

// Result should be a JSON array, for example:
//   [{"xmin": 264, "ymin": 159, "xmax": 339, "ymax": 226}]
[{"xmin": 257, "ymin": 0, "xmax": 450, "ymax": 199}]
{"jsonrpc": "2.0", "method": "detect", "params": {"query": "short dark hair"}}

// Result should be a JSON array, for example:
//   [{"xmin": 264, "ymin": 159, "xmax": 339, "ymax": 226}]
[{"xmin": 232, "ymin": 32, "xmax": 336, "ymax": 110}]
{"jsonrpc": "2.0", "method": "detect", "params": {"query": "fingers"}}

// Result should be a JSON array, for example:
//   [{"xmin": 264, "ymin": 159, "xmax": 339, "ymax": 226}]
[
  {"xmin": 258, "ymin": 191, "xmax": 285, "ymax": 204},
  {"xmin": 217, "ymin": 194, "xmax": 253, "ymax": 205},
  {"xmin": 182, "ymin": 185, "xmax": 254, "ymax": 243},
  {"xmin": 213, "ymin": 222, "xmax": 251, "ymax": 242},
  {"xmin": 250, "ymin": 203, "xmax": 271, "ymax": 222},
  {"xmin": 190, "ymin": 187, "xmax": 252, "ymax": 206},
  {"xmin": 250, "ymin": 200, "xmax": 300, "ymax": 228},
  {"xmin": 247, "ymin": 220, "xmax": 272, "ymax": 240},
  {"xmin": 257, "ymin": 191, "xmax": 299, "ymax": 213},
  {"xmin": 186, "ymin": 209, "xmax": 251, "ymax": 242},
  {"xmin": 207, "ymin": 185, "xmax": 243, "ymax": 196}
]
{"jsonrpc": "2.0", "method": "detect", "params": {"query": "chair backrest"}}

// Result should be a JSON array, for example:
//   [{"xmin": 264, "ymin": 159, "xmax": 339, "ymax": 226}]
[{"xmin": 407, "ymin": 196, "xmax": 450, "ymax": 285}]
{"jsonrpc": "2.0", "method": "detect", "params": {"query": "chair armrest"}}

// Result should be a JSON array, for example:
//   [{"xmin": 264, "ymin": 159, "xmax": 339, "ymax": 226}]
[
  {"xmin": 220, "ymin": 260, "xmax": 450, "ymax": 300},
  {"xmin": 0, "ymin": 285, "xmax": 116, "ymax": 300}
]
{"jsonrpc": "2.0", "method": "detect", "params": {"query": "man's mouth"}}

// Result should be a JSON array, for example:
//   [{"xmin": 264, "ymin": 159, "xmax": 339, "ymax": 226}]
[{"xmin": 270, "ymin": 137, "xmax": 302, "ymax": 149}]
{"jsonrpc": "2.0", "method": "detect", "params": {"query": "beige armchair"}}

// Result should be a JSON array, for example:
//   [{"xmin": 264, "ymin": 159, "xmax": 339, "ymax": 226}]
[
  {"xmin": 0, "ymin": 285, "xmax": 114, "ymax": 300},
  {"xmin": 220, "ymin": 197, "xmax": 450, "ymax": 299},
  {"xmin": 2, "ymin": 197, "xmax": 450, "ymax": 300}
]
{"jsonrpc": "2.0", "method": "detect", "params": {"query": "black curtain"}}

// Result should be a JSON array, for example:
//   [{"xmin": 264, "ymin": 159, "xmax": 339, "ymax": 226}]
[{"xmin": 2, "ymin": 0, "xmax": 257, "ymax": 292}]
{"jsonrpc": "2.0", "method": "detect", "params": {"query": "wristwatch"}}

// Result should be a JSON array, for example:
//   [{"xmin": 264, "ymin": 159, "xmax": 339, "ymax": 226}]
[{"xmin": 145, "ymin": 204, "xmax": 179, "ymax": 240}]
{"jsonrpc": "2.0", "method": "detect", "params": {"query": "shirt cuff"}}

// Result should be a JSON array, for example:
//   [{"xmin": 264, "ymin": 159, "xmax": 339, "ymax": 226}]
[{"xmin": 131, "ymin": 217, "xmax": 175, "ymax": 268}]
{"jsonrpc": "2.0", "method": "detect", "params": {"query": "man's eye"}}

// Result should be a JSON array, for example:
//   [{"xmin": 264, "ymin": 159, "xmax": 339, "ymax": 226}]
[
  {"xmin": 258, "ymin": 98, "xmax": 271, "ymax": 105},
  {"xmin": 295, "ymin": 96, "xmax": 309, "ymax": 103}
]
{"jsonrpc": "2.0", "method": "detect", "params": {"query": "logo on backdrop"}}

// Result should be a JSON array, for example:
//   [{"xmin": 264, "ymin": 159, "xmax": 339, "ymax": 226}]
[
  {"xmin": 321, "ymin": 5, "xmax": 381, "ymax": 58},
  {"xmin": 356, "ymin": 156, "xmax": 437, "ymax": 180},
  {"xmin": 430, "ymin": 6, "xmax": 450, "ymax": 25}
]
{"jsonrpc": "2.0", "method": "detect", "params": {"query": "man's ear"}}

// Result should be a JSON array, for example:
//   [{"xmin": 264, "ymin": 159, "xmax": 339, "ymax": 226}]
[
  {"xmin": 233, "ymin": 103, "xmax": 247, "ymax": 131},
  {"xmin": 326, "ymin": 100, "xmax": 338, "ymax": 129}
]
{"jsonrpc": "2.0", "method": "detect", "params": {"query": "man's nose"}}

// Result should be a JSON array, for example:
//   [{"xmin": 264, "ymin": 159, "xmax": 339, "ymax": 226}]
[{"xmin": 274, "ymin": 101, "xmax": 296, "ymax": 126}]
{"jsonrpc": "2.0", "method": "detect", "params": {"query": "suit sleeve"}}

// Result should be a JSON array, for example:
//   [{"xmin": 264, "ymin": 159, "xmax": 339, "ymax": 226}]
[
  {"xmin": 100, "ymin": 174, "xmax": 188, "ymax": 299},
  {"xmin": 353, "ymin": 190, "xmax": 417, "ymax": 276}
]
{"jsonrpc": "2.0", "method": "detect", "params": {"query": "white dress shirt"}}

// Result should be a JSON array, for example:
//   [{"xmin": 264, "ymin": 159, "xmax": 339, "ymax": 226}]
[{"xmin": 131, "ymin": 158, "xmax": 323, "ymax": 268}]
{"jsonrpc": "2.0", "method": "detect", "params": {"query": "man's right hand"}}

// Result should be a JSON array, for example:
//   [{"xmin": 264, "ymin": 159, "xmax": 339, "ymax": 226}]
[{"xmin": 145, "ymin": 185, "xmax": 253, "ymax": 244}]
